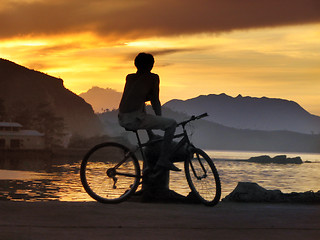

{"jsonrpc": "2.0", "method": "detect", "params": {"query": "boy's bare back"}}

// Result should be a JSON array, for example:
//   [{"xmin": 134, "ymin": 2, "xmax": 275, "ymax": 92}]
[{"xmin": 119, "ymin": 72, "xmax": 161, "ymax": 115}]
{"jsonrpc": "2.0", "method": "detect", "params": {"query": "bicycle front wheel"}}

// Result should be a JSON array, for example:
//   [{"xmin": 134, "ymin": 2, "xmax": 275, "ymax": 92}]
[
  {"xmin": 185, "ymin": 148, "xmax": 221, "ymax": 206},
  {"xmin": 80, "ymin": 142, "xmax": 141, "ymax": 203}
]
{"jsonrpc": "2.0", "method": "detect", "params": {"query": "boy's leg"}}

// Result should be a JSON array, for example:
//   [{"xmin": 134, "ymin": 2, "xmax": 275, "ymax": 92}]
[
  {"xmin": 139, "ymin": 114, "xmax": 180, "ymax": 171},
  {"xmin": 156, "ymin": 120, "xmax": 181, "ymax": 171}
]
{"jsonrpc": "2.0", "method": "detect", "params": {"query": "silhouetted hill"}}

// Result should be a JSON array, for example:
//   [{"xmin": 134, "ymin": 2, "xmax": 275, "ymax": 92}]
[
  {"xmin": 99, "ymin": 107, "xmax": 320, "ymax": 153},
  {"xmin": 164, "ymin": 94, "xmax": 320, "ymax": 134},
  {"xmin": 0, "ymin": 58, "xmax": 101, "ymax": 137},
  {"xmin": 79, "ymin": 86, "xmax": 122, "ymax": 113}
]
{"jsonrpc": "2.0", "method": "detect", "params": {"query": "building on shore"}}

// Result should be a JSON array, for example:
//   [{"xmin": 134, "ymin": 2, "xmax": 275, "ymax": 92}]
[{"xmin": 0, "ymin": 122, "xmax": 45, "ymax": 150}]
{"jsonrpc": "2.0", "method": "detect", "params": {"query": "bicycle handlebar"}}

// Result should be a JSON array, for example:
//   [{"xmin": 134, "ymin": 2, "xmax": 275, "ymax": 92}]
[
  {"xmin": 177, "ymin": 112, "xmax": 208, "ymax": 127},
  {"xmin": 195, "ymin": 112, "xmax": 209, "ymax": 119}
]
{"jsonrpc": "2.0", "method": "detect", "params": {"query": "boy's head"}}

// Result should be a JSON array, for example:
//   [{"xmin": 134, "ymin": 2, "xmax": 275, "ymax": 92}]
[{"xmin": 134, "ymin": 53, "xmax": 154, "ymax": 72}]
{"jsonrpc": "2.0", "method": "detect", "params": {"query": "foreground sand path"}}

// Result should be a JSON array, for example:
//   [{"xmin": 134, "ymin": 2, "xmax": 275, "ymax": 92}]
[{"xmin": 0, "ymin": 201, "xmax": 320, "ymax": 240}]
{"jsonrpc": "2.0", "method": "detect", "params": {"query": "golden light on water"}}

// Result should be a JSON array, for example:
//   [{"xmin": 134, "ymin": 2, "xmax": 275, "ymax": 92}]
[{"xmin": 1, "ymin": 151, "xmax": 320, "ymax": 201}]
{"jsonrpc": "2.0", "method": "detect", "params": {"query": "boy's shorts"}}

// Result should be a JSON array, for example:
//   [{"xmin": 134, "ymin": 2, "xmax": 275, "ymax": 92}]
[{"xmin": 118, "ymin": 110, "xmax": 176, "ymax": 131}]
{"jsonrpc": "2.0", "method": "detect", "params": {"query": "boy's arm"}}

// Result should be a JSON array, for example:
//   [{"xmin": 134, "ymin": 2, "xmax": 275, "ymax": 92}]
[{"xmin": 150, "ymin": 75, "xmax": 162, "ymax": 116}]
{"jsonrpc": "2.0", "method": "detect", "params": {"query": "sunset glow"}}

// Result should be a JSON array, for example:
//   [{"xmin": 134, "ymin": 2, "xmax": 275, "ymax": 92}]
[{"xmin": 0, "ymin": 0, "xmax": 319, "ymax": 114}]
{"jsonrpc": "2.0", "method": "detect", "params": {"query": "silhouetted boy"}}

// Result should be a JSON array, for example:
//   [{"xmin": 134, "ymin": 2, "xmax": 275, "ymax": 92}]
[{"xmin": 118, "ymin": 52, "xmax": 180, "ymax": 172}]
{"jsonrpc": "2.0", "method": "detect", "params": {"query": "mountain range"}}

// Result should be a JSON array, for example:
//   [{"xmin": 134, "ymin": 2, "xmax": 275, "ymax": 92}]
[
  {"xmin": 0, "ymin": 58, "xmax": 101, "ymax": 137},
  {"xmin": 98, "ymin": 107, "xmax": 320, "ymax": 153},
  {"xmin": 79, "ymin": 86, "xmax": 122, "ymax": 113},
  {"xmin": 81, "ymin": 86, "xmax": 320, "ymax": 135},
  {"xmin": 78, "ymin": 82, "xmax": 320, "ymax": 152},
  {"xmin": 164, "ymin": 94, "xmax": 320, "ymax": 135}
]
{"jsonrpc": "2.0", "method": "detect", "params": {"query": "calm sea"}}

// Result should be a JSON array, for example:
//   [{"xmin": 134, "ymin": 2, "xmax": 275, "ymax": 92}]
[{"xmin": 0, "ymin": 150, "xmax": 320, "ymax": 201}]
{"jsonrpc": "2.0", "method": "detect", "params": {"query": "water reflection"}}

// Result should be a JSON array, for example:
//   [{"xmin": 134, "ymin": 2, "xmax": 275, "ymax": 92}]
[
  {"xmin": 0, "ymin": 151, "xmax": 320, "ymax": 202},
  {"xmin": 216, "ymin": 160, "xmax": 320, "ymax": 195},
  {"xmin": 0, "ymin": 179, "xmax": 59, "ymax": 201},
  {"xmin": 0, "ymin": 157, "xmax": 90, "ymax": 202},
  {"xmin": 0, "ymin": 169, "xmax": 46, "ymax": 180}
]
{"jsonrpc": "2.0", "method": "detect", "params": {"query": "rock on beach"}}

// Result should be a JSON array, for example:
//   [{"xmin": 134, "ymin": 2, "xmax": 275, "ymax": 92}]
[
  {"xmin": 223, "ymin": 182, "xmax": 320, "ymax": 203},
  {"xmin": 247, "ymin": 155, "xmax": 303, "ymax": 164}
]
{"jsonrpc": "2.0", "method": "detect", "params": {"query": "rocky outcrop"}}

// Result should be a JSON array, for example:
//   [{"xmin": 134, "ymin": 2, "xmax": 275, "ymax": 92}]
[
  {"xmin": 223, "ymin": 182, "xmax": 320, "ymax": 203},
  {"xmin": 0, "ymin": 58, "xmax": 102, "ymax": 137},
  {"xmin": 247, "ymin": 155, "xmax": 303, "ymax": 164}
]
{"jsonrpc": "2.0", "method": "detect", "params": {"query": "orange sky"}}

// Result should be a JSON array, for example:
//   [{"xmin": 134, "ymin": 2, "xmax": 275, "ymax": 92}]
[{"xmin": 1, "ymin": 0, "xmax": 320, "ymax": 115}]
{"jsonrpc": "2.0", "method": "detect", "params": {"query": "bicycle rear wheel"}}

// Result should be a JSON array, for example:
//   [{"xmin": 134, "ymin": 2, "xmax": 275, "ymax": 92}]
[
  {"xmin": 80, "ymin": 142, "xmax": 141, "ymax": 203},
  {"xmin": 185, "ymin": 148, "xmax": 221, "ymax": 206}
]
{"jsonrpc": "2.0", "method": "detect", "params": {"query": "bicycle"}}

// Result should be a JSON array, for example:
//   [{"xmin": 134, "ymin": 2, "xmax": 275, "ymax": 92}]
[{"xmin": 80, "ymin": 113, "xmax": 221, "ymax": 206}]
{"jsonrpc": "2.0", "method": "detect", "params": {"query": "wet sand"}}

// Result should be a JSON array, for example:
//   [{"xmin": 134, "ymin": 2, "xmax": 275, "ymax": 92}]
[{"xmin": 0, "ymin": 201, "xmax": 320, "ymax": 240}]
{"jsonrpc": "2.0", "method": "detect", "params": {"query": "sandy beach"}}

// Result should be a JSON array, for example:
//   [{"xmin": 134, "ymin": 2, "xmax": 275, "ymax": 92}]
[{"xmin": 1, "ymin": 201, "xmax": 320, "ymax": 240}]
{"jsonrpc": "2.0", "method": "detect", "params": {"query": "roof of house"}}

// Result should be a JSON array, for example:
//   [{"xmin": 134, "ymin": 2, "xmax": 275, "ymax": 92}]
[
  {"xmin": 0, "ymin": 122, "xmax": 23, "ymax": 128},
  {"xmin": 0, "ymin": 122, "xmax": 44, "ymax": 137},
  {"xmin": 0, "ymin": 130, "xmax": 44, "ymax": 137}
]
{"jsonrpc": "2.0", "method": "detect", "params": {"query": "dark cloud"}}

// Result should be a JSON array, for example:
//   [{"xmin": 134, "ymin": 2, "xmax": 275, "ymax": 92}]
[
  {"xmin": 151, "ymin": 48, "xmax": 201, "ymax": 56},
  {"xmin": 123, "ymin": 48, "xmax": 202, "ymax": 62},
  {"xmin": 0, "ymin": 0, "xmax": 319, "ymax": 40}
]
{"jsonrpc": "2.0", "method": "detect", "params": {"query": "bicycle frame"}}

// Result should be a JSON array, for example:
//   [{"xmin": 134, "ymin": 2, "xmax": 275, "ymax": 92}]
[
  {"xmin": 129, "ymin": 116, "xmax": 208, "ymax": 180},
  {"xmin": 131, "ymin": 127, "xmax": 188, "ymax": 167}
]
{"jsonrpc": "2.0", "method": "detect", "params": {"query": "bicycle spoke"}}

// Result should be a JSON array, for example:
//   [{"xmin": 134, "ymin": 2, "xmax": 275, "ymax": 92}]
[{"xmin": 80, "ymin": 142, "xmax": 140, "ymax": 203}]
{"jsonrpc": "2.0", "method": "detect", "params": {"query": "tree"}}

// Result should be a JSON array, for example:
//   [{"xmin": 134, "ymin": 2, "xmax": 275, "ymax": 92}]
[
  {"xmin": 2, "ymin": 100, "xmax": 66, "ymax": 148},
  {"xmin": 10, "ymin": 101, "xmax": 34, "ymax": 127},
  {"xmin": 31, "ymin": 103, "xmax": 66, "ymax": 148},
  {"xmin": 0, "ymin": 98, "xmax": 7, "ymax": 121}
]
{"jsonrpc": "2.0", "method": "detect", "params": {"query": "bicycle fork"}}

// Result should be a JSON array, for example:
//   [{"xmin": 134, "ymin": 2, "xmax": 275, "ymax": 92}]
[{"xmin": 189, "ymin": 150, "xmax": 208, "ymax": 180}]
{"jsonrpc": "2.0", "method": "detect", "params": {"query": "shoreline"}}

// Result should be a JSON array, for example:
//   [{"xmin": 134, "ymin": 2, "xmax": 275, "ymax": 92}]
[{"xmin": 1, "ymin": 201, "xmax": 319, "ymax": 240}]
